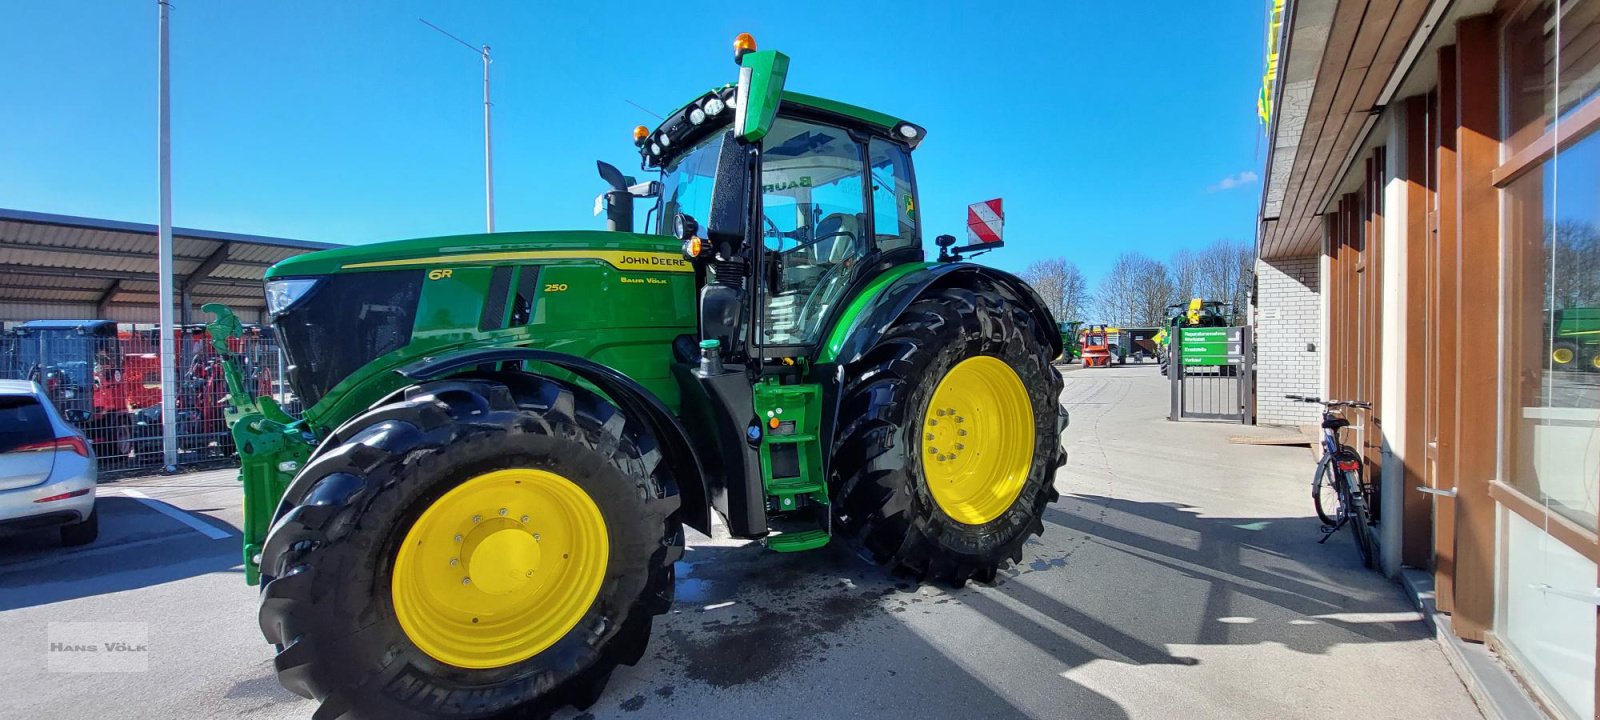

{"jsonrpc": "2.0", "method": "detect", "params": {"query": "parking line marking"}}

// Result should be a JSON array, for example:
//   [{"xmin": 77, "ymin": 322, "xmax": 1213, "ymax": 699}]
[{"xmin": 120, "ymin": 489, "xmax": 233, "ymax": 540}]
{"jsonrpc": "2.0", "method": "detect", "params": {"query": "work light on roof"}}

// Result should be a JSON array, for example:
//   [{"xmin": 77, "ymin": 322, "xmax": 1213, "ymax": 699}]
[
  {"xmin": 704, "ymin": 96, "xmax": 726, "ymax": 116},
  {"xmin": 689, "ymin": 108, "xmax": 706, "ymax": 125},
  {"xmin": 632, "ymin": 125, "xmax": 649, "ymax": 145}
]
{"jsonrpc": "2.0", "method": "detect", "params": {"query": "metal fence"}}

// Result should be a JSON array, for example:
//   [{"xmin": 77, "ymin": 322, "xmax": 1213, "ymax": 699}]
[
  {"xmin": 0, "ymin": 324, "xmax": 290, "ymax": 475},
  {"xmin": 1168, "ymin": 326, "xmax": 1255, "ymax": 423}
]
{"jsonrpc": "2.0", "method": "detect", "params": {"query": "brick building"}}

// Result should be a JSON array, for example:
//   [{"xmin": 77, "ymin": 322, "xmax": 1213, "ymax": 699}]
[{"xmin": 1254, "ymin": 0, "xmax": 1599, "ymax": 716}]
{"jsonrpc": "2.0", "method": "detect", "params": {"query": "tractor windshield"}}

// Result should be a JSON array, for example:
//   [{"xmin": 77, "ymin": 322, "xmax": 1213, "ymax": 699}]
[{"xmin": 657, "ymin": 132, "xmax": 726, "ymax": 236}]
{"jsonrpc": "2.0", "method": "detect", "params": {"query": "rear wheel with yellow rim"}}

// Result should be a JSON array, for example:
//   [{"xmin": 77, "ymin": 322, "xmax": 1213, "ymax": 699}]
[
  {"xmin": 1552, "ymin": 342, "xmax": 1577, "ymax": 368},
  {"xmin": 833, "ymin": 282, "xmax": 1065, "ymax": 586},
  {"xmin": 257, "ymin": 375, "xmax": 681, "ymax": 720}
]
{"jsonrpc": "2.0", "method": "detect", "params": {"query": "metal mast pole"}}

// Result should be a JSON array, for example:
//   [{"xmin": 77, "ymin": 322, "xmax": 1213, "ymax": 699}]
[
  {"xmin": 420, "ymin": 19, "xmax": 495, "ymax": 233},
  {"xmin": 482, "ymin": 45, "xmax": 494, "ymax": 233},
  {"xmin": 157, "ymin": 0, "xmax": 178, "ymax": 471}
]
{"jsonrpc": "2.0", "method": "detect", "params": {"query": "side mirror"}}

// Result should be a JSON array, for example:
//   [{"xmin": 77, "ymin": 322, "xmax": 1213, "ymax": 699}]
[
  {"xmin": 734, "ymin": 50, "xmax": 790, "ymax": 143},
  {"xmin": 706, "ymin": 132, "xmax": 751, "ymax": 248}
]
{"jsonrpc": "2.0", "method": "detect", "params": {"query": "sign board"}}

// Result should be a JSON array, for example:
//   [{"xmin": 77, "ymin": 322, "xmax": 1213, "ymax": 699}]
[
  {"xmin": 967, "ymin": 198, "xmax": 1004, "ymax": 246},
  {"xmin": 1178, "ymin": 327, "xmax": 1241, "ymax": 366}
]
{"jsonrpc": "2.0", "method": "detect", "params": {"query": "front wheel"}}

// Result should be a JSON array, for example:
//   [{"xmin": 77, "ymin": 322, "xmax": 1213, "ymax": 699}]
[
  {"xmin": 832, "ymin": 282, "xmax": 1065, "ymax": 585},
  {"xmin": 256, "ymin": 376, "xmax": 681, "ymax": 719}
]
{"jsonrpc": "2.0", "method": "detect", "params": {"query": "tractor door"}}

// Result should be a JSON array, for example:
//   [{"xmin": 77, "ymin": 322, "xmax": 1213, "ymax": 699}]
[{"xmin": 754, "ymin": 117, "xmax": 875, "ymax": 353}]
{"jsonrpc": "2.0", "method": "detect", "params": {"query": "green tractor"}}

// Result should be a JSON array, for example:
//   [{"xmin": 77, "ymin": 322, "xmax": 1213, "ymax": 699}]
[
  {"xmin": 1057, "ymin": 319, "xmax": 1084, "ymax": 363},
  {"xmin": 214, "ymin": 34, "xmax": 1066, "ymax": 719},
  {"xmin": 1552, "ymin": 306, "xmax": 1600, "ymax": 371}
]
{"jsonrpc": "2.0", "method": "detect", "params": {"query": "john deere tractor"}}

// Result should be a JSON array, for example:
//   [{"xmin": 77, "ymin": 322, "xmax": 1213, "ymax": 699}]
[{"xmin": 214, "ymin": 35, "xmax": 1065, "ymax": 719}]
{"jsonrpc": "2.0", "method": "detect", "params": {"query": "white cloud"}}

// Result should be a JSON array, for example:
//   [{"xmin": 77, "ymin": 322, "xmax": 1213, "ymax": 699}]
[{"xmin": 1207, "ymin": 170, "xmax": 1260, "ymax": 193}]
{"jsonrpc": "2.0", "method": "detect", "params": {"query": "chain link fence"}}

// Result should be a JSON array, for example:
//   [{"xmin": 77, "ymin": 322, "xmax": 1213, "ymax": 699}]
[{"xmin": 0, "ymin": 322, "xmax": 292, "ymax": 476}]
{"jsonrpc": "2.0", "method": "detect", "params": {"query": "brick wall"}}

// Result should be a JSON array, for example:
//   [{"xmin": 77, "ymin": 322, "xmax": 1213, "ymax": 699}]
[{"xmin": 1253, "ymin": 255, "xmax": 1322, "ymax": 426}]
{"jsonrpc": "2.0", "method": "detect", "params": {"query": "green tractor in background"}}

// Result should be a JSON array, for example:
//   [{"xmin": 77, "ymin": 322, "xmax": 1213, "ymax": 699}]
[
  {"xmin": 1057, "ymin": 319, "xmax": 1084, "ymax": 363},
  {"xmin": 213, "ymin": 34, "xmax": 1066, "ymax": 720},
  {"xmin": 1551, "ymin": 306, "xmax": 1600, "ymax": 371}
]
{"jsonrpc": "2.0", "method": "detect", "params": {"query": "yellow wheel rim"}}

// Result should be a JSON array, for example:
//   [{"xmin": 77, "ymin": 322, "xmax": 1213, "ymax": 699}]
[
  {"xmin": 1552, "ymin": 347, "xmax": 1575, "ymax": 365},
  {"xmin": 921, "ymin": 356, "xmax": 1035, "ymax": 525},
  {"xmin": 392, "ymin": 468, "xmax": 608, "ymax": 669},
  {"xmin": 1592, "ymin": 354, "xmax": 1600, "ymax": 370}
]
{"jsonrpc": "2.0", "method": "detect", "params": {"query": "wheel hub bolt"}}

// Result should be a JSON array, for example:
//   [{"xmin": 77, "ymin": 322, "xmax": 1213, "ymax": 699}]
[
  {"xmin": 533, "ymin": 533, "xmax": 541, "ymax": 542},
  {"xmin": 472, "ymin": 515, "xmax": 482, "ymax": 523},
  {"xmin": 449, "ymin": 558, "xmax": 458, "ymax": 567},
  {"xmin": 462, "ymin": 577, "xmax": 472, "ymax": 585},
  {"xmin": 499, "ymin": 508, "xmax": 508, "ymax": 516},
  {"xmin": 454, "ymin": 534, "xmax": 463, "ymax": 543},
  {"xmin": 936, "ymin": 409, "xmax": 945, "ymax": 416},
  {"xmin": 520, "ymin": 515, "xmax": 530, "ymax": 523},
  {"xmin": 956, "ymin": 444, "xmax": 965, "ymax": 451},
  {"xmin": 925, "ymin": 433, "xmax": 934, "ymax": 441},
  {"xmin": 958, "ymin": 429, "xmax": 968, "ymax": 436},
  {"xmin": 929, "ymin": 447, "xmax": 939, "ymax": 454}
]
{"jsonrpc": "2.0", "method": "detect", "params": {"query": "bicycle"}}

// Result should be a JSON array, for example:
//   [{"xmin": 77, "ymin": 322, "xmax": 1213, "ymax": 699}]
[{"xmin": 1287, "ymin": 395, "xmax": 1377, "ymax": 568}]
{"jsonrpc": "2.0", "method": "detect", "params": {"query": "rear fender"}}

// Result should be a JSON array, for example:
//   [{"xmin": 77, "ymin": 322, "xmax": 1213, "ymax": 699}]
[{"xmin": 399, "ymin": 349, "xmax": 712, "ymax": 534}]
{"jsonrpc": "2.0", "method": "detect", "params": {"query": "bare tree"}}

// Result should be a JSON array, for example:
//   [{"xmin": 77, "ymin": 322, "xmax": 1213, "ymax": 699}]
[
  {"xmin": 1060, "ymin": 263, "xmax": 1088, "ymax": 322},
  {"xmin": 1135, "ymin": 259, "xmax": 1175, "ymax": 326},
  {"xmin": 1020, "ymin": 258, "xmax": 1069, "ymax": 322},
  {"xmin": 1194, "ymin": 239, "xmax": 1255, "ymax": 324},
  {"xmin": 1550, "ymin": 219, "xmax": 1600, "ymax": 308},
  {"xmin": 1021, "ymin": 258, "xmax": 1090, "ymax": 324},
  {"xmin": 1169, "ymin": 249, "xmax": 1200, "ymax": 307},
  {"xmin": 1093, "ymin": 252, "xmax": 1169, "ymax": 325}
]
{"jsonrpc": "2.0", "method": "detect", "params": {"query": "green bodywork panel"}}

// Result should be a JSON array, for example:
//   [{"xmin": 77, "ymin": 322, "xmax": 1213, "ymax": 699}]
[
  {"xmin": 752, "ymin": 378, "xmax": 829, "ymax": 552},
  {"xmin": 782, "ymin": 90, "xmax": 905, "ymax": 130},
  {"xmin": 269, "ymin": 231, "xmax": 696, "ymax": 434},
  {"xmin": 735, "ymin": 50, "xmax": 790, "ymax": 143}
]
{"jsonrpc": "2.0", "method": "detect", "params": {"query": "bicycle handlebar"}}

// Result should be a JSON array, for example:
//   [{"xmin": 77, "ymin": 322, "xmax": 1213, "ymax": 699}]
[{"xmin": 1284, "ymin": 395, "xmax": 1371, "ymax": 410}]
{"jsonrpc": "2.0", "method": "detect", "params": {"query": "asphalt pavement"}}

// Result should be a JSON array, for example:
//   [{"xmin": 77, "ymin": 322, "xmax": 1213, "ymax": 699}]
[{"xmin": 0, "ymin": 364, "xmax": 1481, "ymax": 719}]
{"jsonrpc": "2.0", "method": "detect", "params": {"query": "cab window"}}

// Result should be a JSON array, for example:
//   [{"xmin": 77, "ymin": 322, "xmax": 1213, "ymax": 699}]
[
  {"xmin": 869, "ymin": 138, "xmax": 919, "ymax": 254},
  {"xmin": 758, "ymin": 118, "xmax": 869, "ymax": 346}
]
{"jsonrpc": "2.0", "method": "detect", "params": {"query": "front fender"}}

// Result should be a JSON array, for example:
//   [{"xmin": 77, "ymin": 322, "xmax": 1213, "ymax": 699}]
[{"xmin": 398, "ymin": 348, "xmax": 712, "ymax": 535}]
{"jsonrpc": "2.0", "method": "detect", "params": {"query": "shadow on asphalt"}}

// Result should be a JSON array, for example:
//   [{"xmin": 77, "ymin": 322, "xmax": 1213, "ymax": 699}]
[
  {"xmin": 564, "ymin": 490, "xmax": 1424, "ymax": 718},
  {"xmin": 0, "ymin": 496, "xmax": 240, "ymax": 611}
]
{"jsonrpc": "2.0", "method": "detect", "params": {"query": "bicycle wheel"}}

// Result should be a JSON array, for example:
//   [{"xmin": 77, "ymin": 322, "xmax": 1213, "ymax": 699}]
[
  {"xmin": 1340, "ymin": 463, "xmax": 1375, "ymax": 569},
  {"xmin": 1312, "ymin": 456, "xmax": 1344, "ymax": 526}
]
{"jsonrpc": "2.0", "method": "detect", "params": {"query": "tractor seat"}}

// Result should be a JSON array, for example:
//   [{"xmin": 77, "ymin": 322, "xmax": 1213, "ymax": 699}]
[{"xmin": 1321, "ymin": 417, "xmax": 1350, "ymax": 430}]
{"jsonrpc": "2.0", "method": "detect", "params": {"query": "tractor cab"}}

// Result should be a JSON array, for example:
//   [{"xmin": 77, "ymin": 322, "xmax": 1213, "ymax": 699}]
[{"xmin": 638, "ymin": 51, "xmax": 925, "ymax": 364}]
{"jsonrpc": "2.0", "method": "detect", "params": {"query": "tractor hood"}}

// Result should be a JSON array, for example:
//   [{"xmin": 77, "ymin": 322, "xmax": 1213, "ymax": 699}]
[{"xmin": 264, "ymin": 230, "xmax": 682, "ymax": 279}]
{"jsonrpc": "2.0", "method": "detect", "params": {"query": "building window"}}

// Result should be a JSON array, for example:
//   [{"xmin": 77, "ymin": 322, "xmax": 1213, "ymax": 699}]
[{"xmin": 1501, "ymin": 0, "xmax": 1600, "ymax": 534}]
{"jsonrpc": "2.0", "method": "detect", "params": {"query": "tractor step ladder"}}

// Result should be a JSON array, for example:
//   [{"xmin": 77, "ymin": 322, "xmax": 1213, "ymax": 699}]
[{"xmin": 752, "ymin": 380, "xmax": 830, "ymax": 552}]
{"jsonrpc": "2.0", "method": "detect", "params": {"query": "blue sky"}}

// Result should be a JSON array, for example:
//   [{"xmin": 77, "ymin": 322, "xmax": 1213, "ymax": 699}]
[{"xmin": 0, "ymin": 0, "xmax": 1269, "ymax": 283}]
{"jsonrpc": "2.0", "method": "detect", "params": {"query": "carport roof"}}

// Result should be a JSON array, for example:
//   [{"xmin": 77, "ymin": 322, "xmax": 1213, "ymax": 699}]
[{"xmin": 0, "ymin": 208, "xmax": 336, "ymax": 315}]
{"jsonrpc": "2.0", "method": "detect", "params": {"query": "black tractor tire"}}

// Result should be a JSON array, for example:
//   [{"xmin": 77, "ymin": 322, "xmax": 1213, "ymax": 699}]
[
  {"xmin": 256, "ymin": 375, "xmax": 682, "ymax": 720},
  {"xmin": 832, "ymin": 282, "xmax": 1065, "ymax": 586}
]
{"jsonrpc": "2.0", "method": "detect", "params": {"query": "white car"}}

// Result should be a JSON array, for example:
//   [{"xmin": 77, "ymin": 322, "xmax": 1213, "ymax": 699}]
[{"xmin": 0, "ymin": 379, "xmax": 97, "ymax": 545}]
